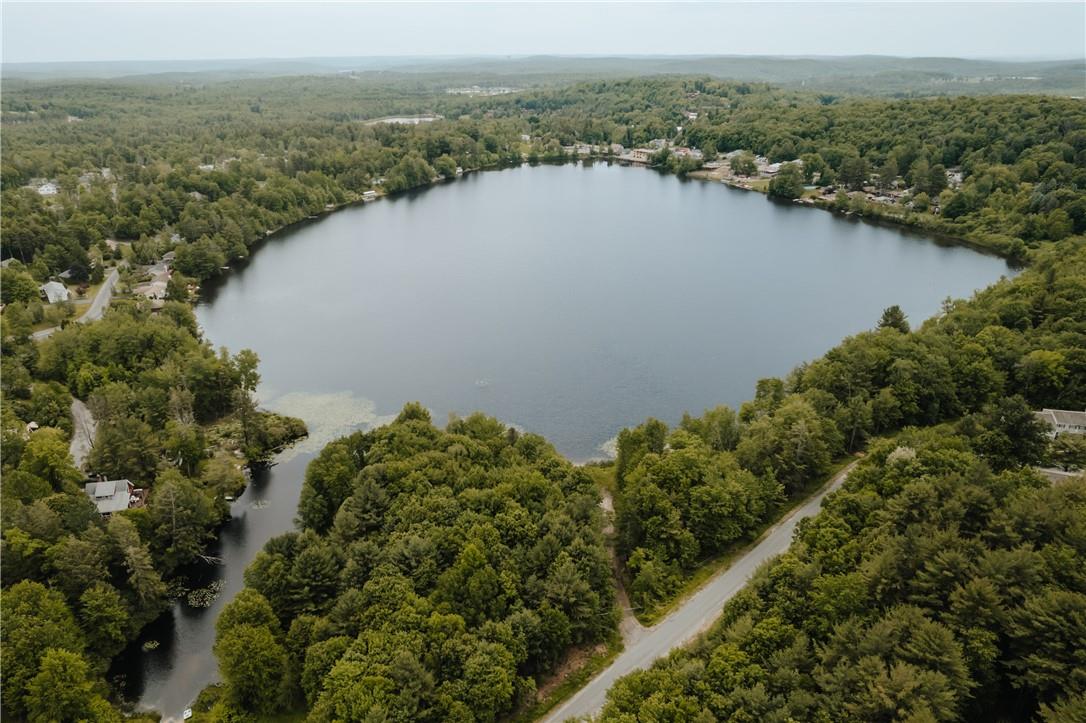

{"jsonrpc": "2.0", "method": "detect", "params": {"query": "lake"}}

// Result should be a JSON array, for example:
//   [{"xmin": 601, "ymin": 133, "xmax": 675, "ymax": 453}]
[{"xmin": 118, "ymin": 162, "xmax": 1013, "ymax": 718}]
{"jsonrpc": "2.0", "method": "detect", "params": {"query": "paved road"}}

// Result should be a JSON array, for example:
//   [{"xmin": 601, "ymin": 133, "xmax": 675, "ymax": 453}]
[
  {"xmin": 543, "ymin": 461, "xmax": 858, "ymax": 723},
  {"xmin": 32, "ymin": 267, "xmax": 120, "ymax": 341},
  {"xmin": 69, "ymin": 398, "xmax": 97, "ymax": 470},
  {"xmin": 1036, "ymin": 467, "xmax": 1084, "ymax": 484}
]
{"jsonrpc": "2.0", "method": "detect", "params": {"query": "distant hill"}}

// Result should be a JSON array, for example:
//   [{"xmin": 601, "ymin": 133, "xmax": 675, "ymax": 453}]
[{"xmin": 4, "ymin": 55, "xmax": 1083, "ymax": 96}]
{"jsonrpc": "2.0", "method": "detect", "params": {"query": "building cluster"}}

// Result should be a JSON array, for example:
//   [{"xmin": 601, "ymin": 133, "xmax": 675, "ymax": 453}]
[
  {"xmin": 617, "ymin": 139, "xmax": 704, "ymax": 165},
  {"xmin": 132, "ymin": 252, "xmax": 175, "ymax": 310},
  {"xmin": 445, "ymin": 85, "xmax": 519, "ymax": 96}
]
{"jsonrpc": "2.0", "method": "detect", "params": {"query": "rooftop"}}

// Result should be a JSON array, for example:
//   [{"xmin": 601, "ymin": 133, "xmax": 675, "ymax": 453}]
[
  {"xmin": 84, "ymin": 478, "xmax": 136, "ymax": 515},
  {"xmin": 1036, "ymin": 408, "xmax": 1086, "ymax": 427}
]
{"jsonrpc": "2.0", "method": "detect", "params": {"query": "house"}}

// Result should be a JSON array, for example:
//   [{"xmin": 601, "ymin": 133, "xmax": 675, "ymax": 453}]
[
  {"xmin": 671, "ymin": 147, "xmax": 704, "ymax": 161},
  {"xmin": 362, "ymin": 190, "xmax": 378, "ymax": 201},
  {"xmin": 134, "ymin": 279, "xmax": 168, "ymax": 300},
  {"xmin": 40, "ymin": 281, "xmax": 70, "ymax": 304},
  {"xmin": 37, "ymin": 182, "xmax": 59, "ymax": 196},
  {"xmin": 520, "ymin": 134, "xmax": 531, "ymax": 142},
  {"xmin": 629, "ymin": 148, "xmax": 653, "ymax": 163},
  {"xmin": 197, "ymin": 163, "xmax": 215, "ymax": 172},
  {"xmin": 84, "ymin": 478, "xmax": 145, "ymax": 516},
  {"xmin": 1034, "ymin": 409, "xmax": 1086, "ymax": 438},
  {"xmin": 684, "ymin": 111, "xmax": 699, "ymax": 121}
]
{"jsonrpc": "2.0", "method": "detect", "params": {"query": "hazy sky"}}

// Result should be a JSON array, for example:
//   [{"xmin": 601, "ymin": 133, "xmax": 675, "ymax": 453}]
[{"xmin": 3, "ymin": 2, "xmax": 1084, "ymax": 64}]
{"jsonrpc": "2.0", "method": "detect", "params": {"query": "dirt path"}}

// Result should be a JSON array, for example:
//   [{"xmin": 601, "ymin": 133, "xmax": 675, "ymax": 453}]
[
  {"xmin": 69, "ymin": 397, "xmax": 96, "ymax": 470},
  {"xmin": 599, "ymin": 490, "xmax": 645, "ymax": 645}
]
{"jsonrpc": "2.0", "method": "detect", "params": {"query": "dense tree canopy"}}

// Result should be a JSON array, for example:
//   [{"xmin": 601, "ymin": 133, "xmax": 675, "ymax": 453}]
[
  {"xmin": 601, "ymin": 429, "xmax": 1086, "ymax": 722},
  {"xmin": 2, "ymin": 71, "xmax": 1084, "ymax": 720},
  {"xmin": 216, "ymin": 406, "xmax": 616, "ymax": 720}
]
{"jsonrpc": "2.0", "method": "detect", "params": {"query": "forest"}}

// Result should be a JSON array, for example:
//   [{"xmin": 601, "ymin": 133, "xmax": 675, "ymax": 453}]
[
  {"xmin": 236, "ymin": 240, "xmax": 1084, "ymax": 722},
  {"xmin": 208, "ymin": 404, "xmax": 615, "ymax": 720},
  {"xmin": 1, "ymin": 297, "xmax": 305, "ymax": 722},
  {"xmin": 208, "ymin": 239, "xmax": 1086, "ymax": 721},
  {"xmin": 2, "ymin": 76, "xmax": 1085, "ymax": 281},
  {"xmin": 0, "ymin": 71, "xmax": 1084, "ymax": 722},
  {"xmin": 611, "ymin": 239, "xmax": 1086, "ymax": 616},
  {"xmin": 601, "ymin": 430, "xmax": 1085, "ymax": 722}
]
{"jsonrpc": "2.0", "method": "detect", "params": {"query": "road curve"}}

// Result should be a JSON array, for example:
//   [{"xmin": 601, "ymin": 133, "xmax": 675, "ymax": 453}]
[
  {"xmin": 543, "ymin": 461, "xmax": 858, "ymax": 723},
  {"xmin": 32, "ymin": 267, "xmax": 120, "ymax": 341}
]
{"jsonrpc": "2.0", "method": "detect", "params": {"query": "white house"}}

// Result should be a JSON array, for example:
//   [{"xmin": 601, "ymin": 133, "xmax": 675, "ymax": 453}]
[
  {"xmin": 37, "ymin": 182, "xmax": 59, "ymax": 196},
  {"xmin": 40, "ymin": 281, "xmax": 70, "ymax": 304},
  {"xmin": 84, "ymin": 479, "xmax": 144, "ymax": 516},
  {"xmin": 362, "ymin": 190, "xmax": 378, "ymax": 201},
  {"xmin": 1034, "ymin": 409, "xmax": 1086, "ymax": 438}
]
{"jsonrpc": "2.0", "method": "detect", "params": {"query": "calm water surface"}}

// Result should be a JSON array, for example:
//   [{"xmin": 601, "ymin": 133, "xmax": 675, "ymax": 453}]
[{"xmin": 119, "ymin": 162, "xmax": 1013, "ymax": 717}]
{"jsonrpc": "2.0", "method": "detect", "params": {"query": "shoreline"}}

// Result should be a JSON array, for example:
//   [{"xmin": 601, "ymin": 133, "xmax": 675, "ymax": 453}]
[{"xmin": 216, "ymin": 156, "xmax": 1013, "ymax": 295}]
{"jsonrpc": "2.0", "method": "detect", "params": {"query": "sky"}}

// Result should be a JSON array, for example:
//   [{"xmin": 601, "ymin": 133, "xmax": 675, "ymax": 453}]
[{"xmin": 2, "ymin": 1, "xmax": 1084, "ymax": 65}]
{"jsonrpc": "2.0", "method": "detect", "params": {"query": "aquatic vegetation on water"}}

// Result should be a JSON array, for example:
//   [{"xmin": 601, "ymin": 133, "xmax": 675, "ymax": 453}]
[{"xmin": 186, "ymin": 580, "xmax": 225, "ymax": 608}]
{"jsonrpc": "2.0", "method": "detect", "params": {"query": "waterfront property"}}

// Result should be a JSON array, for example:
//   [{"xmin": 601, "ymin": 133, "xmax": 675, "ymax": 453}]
[
  {"xmin": 363, "ymin": 114, "xmax": 444, "ymax": 126},
  {"xmin": 84, "ymin": 478, "xmax": 146, "ymax": 516}
]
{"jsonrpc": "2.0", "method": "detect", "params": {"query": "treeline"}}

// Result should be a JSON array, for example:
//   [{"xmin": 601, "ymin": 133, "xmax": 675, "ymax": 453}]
[
  {"xmin": 0, "ymin": 300, "xmax": 304, "ymax": 721},
  {"xmin": 1, "ymin": 76, "xmax": 530, "ymax": 282},
  {"xmin": 601, "ymin": 428, "xmax": 1085, "ymax": 722},
  {"xmin": 613, "ymin": 411, "xmax": 784, "ymax": 610},
  {"xmin": 5, "ymin": 77, "xmax": 1084, "ymax": 285},
  {"xmin": 610, "ymin": 238, "xmax": 1086, "ymax": 615},
  {"xmin": 493, "ymin": 79, "xmax": 1086, "ymax": 258},
  {"xmin": 3, "ymin": 73, "xmax": 1085, "ymax": 720},
  {"xmin": 205, "ymin": 404, "xmax": 616, "ymax": 720}
]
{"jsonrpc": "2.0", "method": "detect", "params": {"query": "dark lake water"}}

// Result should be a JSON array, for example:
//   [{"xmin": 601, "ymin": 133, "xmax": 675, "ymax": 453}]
[{"xmin": 119, "ymin": 162, "xmax": 1013, "ymax": 718}]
